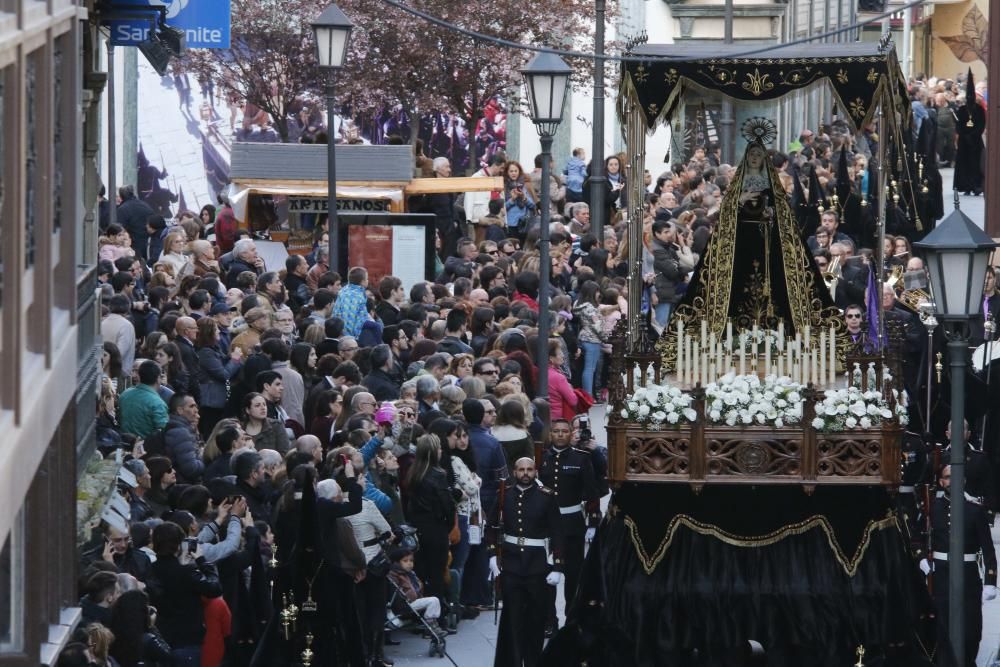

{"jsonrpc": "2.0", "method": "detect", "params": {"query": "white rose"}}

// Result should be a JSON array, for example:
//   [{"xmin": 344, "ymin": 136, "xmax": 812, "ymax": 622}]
[
  {"xmin": 652, "ymin": 411, "xmax": 666, "ymax": 423},
  {"xmin": 859, "ymin": 416, "xmax": 872, "ymax": 429},
  {"xmin": 811, "ymin": 417, "xmax": 825, "ymax": 430},
  {"xmin": 628, "ymin": 401, "xmax": 638, "ymax": 411},
  {"xmin": 684, "ymin": 408, "xmax": 697, "ymax": 421},
  {"xmin": 850, "ymin": 402, "xmax": 866, "ymax": 417},
  {"xmin": 774, "ymin": 418, "xmax": 784, "ymax": 428},
  {"xmin": 845, "ymin": 416, "xmax": 858, "ymax": 429},
  {"xmin": 726, "ymin": 415, "xmax": 738, "ymax": 426},
  {"xmin": 836, "ymin": 404, "xmax": 848, "ymax": 415},
  {"xmin": 741, "ymin": 412, "xmax": 753, "ymax": 425},
  {"xmin": 880, "ymin": 409, "xmax": 892, "ymax": 419},
  {"xmin": 667, "ymin": 412, "xmax": 679, "ymax": 424},
  {"xmin": 638, "ymin": 405, "xmax": 650, "ymax": 417},
  {"xmin": 815, "ymin": 404, "xmax": 826, "ymax": 416},
  {"xmin": 788, "ymin": 392, "xmax": 801, "ymax": 403},
  {"xmin": 776, "ymin": 399, "xmax": 788, "ymax": 409},
  {"xmin": 755, "ymin": 413, "xmax": 767, "ymax": 425},
  {"xmin": 620, "ymin": 409, "xmax": 630, "ymax": 419},
  {"xmin": 867, "ymin": 404, "xmax": 880, "ymax": 416},
  {"xmin": 709, "ymin": 409, "xmax": 721, "ymax": 421}
]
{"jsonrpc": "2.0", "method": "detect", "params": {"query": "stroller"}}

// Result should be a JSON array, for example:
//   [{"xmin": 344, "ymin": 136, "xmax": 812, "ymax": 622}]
[{"xmin": 382, "ymin": 525, "xmax": 455, "ymax": 661}]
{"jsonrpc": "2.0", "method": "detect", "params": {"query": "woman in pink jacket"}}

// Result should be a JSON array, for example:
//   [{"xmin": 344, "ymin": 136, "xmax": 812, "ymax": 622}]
[{"xmin": 547, "ymin": 339, "xmax": 578, "ymax": 421}]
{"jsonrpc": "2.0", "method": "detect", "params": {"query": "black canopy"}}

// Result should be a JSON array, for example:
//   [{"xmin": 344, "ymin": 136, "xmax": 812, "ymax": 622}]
[{"xmin": 620, "ymin": 42, "xmax": 909, "ymax": 134}]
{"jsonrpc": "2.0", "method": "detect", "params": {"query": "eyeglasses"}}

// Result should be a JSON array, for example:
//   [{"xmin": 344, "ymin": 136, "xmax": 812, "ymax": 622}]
[{"xmin": 845, "ymin": 313, "xmax": 862, "ymax": 319}]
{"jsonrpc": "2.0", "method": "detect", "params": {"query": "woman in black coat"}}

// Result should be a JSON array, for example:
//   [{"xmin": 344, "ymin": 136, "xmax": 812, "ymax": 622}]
[
  {"xmin": 145, "ymin": 522, "xmax": 223, "ymax": 664},
  {"xmin": 109, "ymin": 590, "xmax": 173, "ymax": 667},
  {"xmin": 404, "ymin": 434, "xmax": 457, "ymax": 605}
]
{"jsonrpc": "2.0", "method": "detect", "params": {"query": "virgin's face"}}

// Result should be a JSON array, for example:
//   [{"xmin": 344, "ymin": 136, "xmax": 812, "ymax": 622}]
[
  {"xmin": 747, "ymin": 147, "xmax": 765, "ymax": 170},
  {"xmin": 607, "ymin": 158, "xmax": 620, "ymax": 175}
]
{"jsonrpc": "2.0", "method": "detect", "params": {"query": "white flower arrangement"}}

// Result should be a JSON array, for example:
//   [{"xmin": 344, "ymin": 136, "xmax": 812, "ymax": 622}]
[
  {"xmin": 619, "ymin": 382, "xmax": 697, "ymax": 429},
  {"xmin": 704, "ymin": 372, "xmax": 803, "ymax": 428},
  {"xmin": 811, "ymin": 386, "xmax": 908, "ymax": 432}
]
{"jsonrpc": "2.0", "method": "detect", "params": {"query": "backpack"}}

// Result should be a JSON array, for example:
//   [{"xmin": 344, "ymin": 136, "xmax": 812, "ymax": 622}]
[{"xmin": 142, "ymin": 421, "xmax": 179, "ymax": 457}]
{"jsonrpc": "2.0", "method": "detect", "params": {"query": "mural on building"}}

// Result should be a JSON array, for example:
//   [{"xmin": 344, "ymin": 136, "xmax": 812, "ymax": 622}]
[
  {"xmin": 937, "ymin": 4, "xmax": 988, "ymax": 63},
  {"xmin": 932, "ymin": 0, "xmax": 988, "ymax": 81}
]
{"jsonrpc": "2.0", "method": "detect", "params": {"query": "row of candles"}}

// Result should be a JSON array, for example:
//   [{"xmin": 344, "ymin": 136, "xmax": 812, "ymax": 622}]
[{"xmin": 675, "ymin": 320, "xmax": 839, "ymax": 387}]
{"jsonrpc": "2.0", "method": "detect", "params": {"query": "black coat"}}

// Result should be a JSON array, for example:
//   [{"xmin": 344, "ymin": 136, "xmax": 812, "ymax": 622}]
[
  {"xmin": 224, "ymin": 257, "xmax": 260, "ymax": 289},
  {"xmin": 362, "ymin": 368, "xmax": 401, "ymax": 403},
  {"xmin": 147, "ymin": 555, "xmax": 223, "ymax": 648},
  {"xmin": 176, "ymin": 337, "xmax": 201, "ymax": 402},
  {"xmin": 117, "ymin": 196, "xmax": 155, "ymax": 261}
]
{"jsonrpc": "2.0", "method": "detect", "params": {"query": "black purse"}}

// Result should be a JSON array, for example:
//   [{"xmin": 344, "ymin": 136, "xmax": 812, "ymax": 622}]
[{"xmin": 367, "ymin": 549, "xmax": 391, "ymax": 578}]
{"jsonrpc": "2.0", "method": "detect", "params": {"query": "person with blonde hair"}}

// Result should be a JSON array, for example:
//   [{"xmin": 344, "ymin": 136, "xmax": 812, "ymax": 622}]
[
  {"xmin": 190, "ymin": 239, "xmax": 220, "ymax": 277},
  {"xmin": 158, "ymin": 230, "xmax": 192, "ymax": 277}
]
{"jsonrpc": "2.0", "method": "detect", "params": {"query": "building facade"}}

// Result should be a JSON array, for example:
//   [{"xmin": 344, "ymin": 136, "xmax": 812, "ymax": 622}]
[{"xmin": 0, "ymin": 1, "xmax": 104, "ymax": 664}]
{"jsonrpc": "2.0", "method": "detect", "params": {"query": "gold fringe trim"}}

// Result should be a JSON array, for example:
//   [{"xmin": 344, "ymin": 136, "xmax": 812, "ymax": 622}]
[{"xmin": 621, "ymin": 509, "xmax": 899, "ymax": 577}]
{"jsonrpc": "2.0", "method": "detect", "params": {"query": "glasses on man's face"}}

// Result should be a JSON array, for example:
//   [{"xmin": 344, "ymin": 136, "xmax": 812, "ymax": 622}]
[
  {"xmin": 845, "ymin": 313, "xmax": 862, "ymax": 319},
  {"xmin": 480, "ymin": 368, "xmax": 498, "ymax": 375}
]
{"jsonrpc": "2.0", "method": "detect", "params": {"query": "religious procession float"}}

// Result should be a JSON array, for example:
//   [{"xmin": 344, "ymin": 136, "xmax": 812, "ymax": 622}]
[{"xmin": 544, "ymin": 39, "xmax": 947, "ymax": 667}]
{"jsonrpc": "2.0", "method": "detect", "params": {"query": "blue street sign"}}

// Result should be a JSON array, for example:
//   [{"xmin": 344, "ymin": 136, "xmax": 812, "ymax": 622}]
[{"xmin": 106, "ymin": 0, "xmax": 231, "ymax": 49}]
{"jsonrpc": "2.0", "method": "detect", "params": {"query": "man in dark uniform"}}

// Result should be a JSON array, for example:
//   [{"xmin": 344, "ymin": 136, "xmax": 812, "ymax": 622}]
[
  {"xmin": 538, "ymin": 419, "xmax": 600, "ymax": 633},
  {"xmin": 489, "ymin": 457, "xmax": 564, "ymax": 667},
  {"xmin": 942, "ymin": 420, "xmax": 996, "ymax": 510},
  {"xmin": 898, "ymin": 431, "xmax": 934, "ymax": 559},
  {"xmin": 924, "ymin": 465, "xmax": 997, "ymax": 666}
]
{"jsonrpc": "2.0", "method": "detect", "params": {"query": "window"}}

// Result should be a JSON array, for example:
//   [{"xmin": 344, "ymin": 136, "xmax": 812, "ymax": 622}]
[
  {"xmin": 0, "ymin": 511, "xmax": 24, "ymax": 653},
  {"xmin": 24, "ymin": 51, "xmax": 37, "ymax": 269},
  {"xmin": 53, "ymin": 38, "xmax": 63, "ymax": 232}
]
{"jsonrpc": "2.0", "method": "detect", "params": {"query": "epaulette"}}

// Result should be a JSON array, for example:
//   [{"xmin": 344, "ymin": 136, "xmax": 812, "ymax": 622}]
[{"xmin": 538, "ymin": 485, "xmax": 556, "ymax": 495}]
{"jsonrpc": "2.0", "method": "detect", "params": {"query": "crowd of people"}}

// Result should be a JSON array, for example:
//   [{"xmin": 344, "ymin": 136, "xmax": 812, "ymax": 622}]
[{"xmin": 66, "ymin": 66, "xmax": 1000, "ymax": 667}]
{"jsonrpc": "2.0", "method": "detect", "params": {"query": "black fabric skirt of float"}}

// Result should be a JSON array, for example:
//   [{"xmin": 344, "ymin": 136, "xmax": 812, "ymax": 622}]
[{"xmin": 542, "ymin": 484, "xmax": 954, "ymax": 667}]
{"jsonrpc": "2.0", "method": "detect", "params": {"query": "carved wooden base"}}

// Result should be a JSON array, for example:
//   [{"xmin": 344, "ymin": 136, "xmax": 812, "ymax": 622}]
[{"xmin": 610, "ymin": 424, "xmax": 901, "ymax": 494}]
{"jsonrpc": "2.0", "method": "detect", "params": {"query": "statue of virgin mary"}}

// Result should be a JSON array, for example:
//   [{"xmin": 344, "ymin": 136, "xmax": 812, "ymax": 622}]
[{"xmin": 658, "ymin": 118, "xmax": 842, "ymax": 368}]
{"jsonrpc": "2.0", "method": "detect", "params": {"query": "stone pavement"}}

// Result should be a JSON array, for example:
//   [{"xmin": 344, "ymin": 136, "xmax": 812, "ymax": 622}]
[{"xmin": 135, "ymin": 59, "xmax": 219, "ymax": 213}]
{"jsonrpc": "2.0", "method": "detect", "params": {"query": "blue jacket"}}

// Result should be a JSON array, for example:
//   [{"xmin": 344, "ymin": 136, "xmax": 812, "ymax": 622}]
[
  {"xmin": 197, "ymin": 345, "xmax": 242, "ymax": 409},
  {"xmin": 359, "ymin": 435, "xmax": 393, "ymax": 515},
  {"xmin": 468, "ymin": 425, "xmax": 507, "ymax": 512},
  {"xmin": 164, "ymin": 415, "xmax": 204, "ymax": 484},
  {"xmin": 564, "ymin": 156, "xmax": 587, "ymax": 193},
  {"xmin": 504, "ymin": 189, "xmax": 536, "ymax": 231},
  {"xmin": 331, "ymin": 283, "xmax": 369, "ymax": 338}
]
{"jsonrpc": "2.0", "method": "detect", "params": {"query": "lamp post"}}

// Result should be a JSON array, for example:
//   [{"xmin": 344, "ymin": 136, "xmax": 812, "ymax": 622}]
[
  {"xmin": 590, "ymin": 0, "xmax": 607, "ymax": 246},
  {"xmin": 913, "ymin": 192, "xmax": 998, "ymax": 667},
  {"xmin": 312, "ymin": 3, "xmax": 354, "ymax": 278},
  {"xmin": 521, "ymin": 52, "xmax": 572, "ymax": 402}
]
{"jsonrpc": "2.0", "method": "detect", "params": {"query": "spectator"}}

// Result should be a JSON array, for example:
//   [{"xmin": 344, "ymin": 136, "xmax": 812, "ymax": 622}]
[
  {"xmin": 164, "ymin": 393, "xmax": 204, "ymax": 484},
  {"xmin": 120, "ymin": 360, "xmax": 169, "ymax": 439},
  {"xmin": 331, "ymin": 267, "xmax": 370, "ymax": 337}
]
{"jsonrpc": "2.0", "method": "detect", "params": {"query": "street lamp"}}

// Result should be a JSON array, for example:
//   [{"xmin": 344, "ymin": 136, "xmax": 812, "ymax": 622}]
[
  {"xmin": 521, "ymin": 52, "xmax": 572, "ymax": 402},
  {"xmin": 312, "ymin": 3, "xmax": 354, "ymax": 278},
  {"xmin": 913, "ymin": 192, "xmax": 998, "ymax": 667}
]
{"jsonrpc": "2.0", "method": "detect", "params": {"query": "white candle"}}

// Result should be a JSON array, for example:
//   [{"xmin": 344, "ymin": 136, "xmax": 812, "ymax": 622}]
[
  {"xmin": 739, "ymin": 345, "xmax": 746, "ymax": 376},
  {"xmin": 702, "ymin": 347, "xmax": 709, "ymax": 387},
  {"xmin": 820, "ymin": 330, "xmax": 827, "ymax": 386},
  {"xmin": 693, "ymin": 340, "xmax": 700, "ymax": 386},
  {"xmin": 726, "ymin": 320, "xmax": 733, "ymax": 352},
  {"xmin": 804, "ymin": 325, "xmax": 811, "ymax": 354},
  {"xmin": 777, "ymin": 321, "xmax": 785, "ymax": 352},
  {"xmin": 701, "ymin": 319, "xmax": 708, "ymax": 346},
  {"xmin": 765, "ymin": 339, "xmax": 772, "ymax": 377},
  {"xmin": 829, "ymin": 325, "xmax": 836, "ymax": 385},
  {"xmin": 752, "ymin": 324, "xmax": 759, "ymax": 359},
  {"xmin": 677, "ymin": 323, "xmax": 685, "ymax": 384},
  {"xmin": 811, "ymin": 349, "xmax": 818, "ymax": 386}
]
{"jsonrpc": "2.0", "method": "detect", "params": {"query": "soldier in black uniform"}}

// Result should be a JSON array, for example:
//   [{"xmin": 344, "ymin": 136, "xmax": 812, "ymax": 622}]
[
  {"xmin": 538, "ymin": 419, "xmax": 600, "ymax": 633},
  {"xmin": 489, "ymin": 457, "xmax": 564, "ymax": 667},
  {"xmin": 924, "ymin": 465, "xmax": 997, "ymax": 666},
  {"xmin": 899, "ymin": 431, "xmax": 934, "ymax": 559},
  {"xmin": 942, "ymin": 420, "xmax": 996, "ymax": 509}
]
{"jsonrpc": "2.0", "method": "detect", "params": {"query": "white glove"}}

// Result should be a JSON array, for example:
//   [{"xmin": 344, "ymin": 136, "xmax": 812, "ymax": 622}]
[
  {"xmin": 585, "ymin": 527, "xmax": 596, "ymax": 543},
  {"xmin": 919, "ymin": 559, "xmax": 931, "ymax": 576},
  {"xmin": 489, "ymin": 556, "xmax": 501, "ymax": 579},
  {"xmin": 546, "ymin": 571, "xmax": 564, "ymax": 587},
  {"xmin": 983, "ymin": 585, "xmax": 998, "ymax": 602}
]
